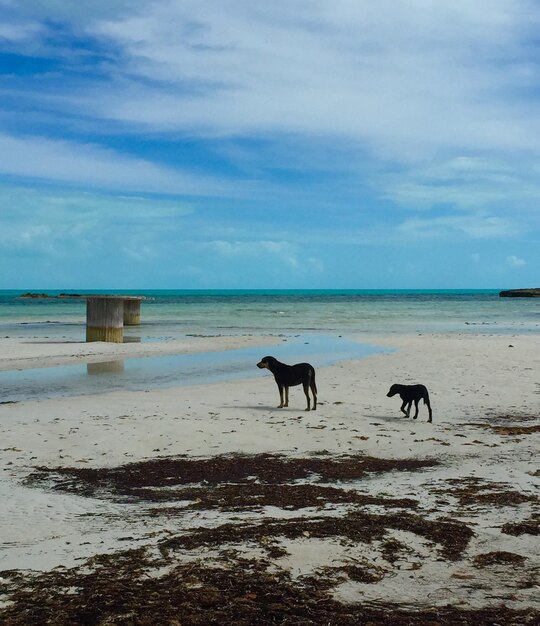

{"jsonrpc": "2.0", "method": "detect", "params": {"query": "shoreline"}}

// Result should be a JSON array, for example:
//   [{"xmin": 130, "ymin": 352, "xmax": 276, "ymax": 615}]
[{"xmin": 0, "ymin": 330, "xmax": 539, "ymax": 619}]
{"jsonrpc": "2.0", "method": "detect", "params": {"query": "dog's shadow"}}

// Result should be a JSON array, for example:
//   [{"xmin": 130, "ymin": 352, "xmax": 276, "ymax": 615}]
[
  {"xmin": 362, "ymin": 413, "xmax": 414, "ymax": 423},
  {"xmin": 232, "ymin": 405, "xmax": 314, "ymax": 413},
  {"xmin": 230, "ymin": 405, "xmax": 283, "ymax": 412},
  {"xmin": 363, "ymin": 413, "xmax": 435, "ymax": 424}
]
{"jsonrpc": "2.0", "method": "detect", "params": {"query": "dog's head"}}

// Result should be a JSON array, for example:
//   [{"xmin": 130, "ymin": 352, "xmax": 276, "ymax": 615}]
[
  {"xmin": 386, "ymin": 384, "xmax": 399, "ymax": 397},
  {"xmin": 257, "ymin": 356, "xmax": 275, "ymax": 369}
]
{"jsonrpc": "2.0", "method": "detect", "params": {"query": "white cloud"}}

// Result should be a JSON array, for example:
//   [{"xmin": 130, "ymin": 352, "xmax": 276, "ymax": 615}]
[
  {"xmin": 0, "ymin": 184, "xmax": 193, "ymax": 220},
  {"xmin": 121, "ymin": 244, "xmax": 157, "ymax": 261},
  {"xmin": 507, "ymin": 254, "xmax": 526, "ymax": 266},
  {"xmin": 0, "ymin": 132, "xmax": 236, "ymax": 195},
  {"xmin": 0, "ymin": 21, "xmax": 42, "ymax": 42},
  {"xmin": 0, "ymin": 184, "xmax": 193, "ymax": 258},
  {"xmin": 66, "ymin": 0, "xmax": 540, "ymax": 157},
  {"xmin": 386, "ymin": 155, "xmax": 540, "ymax": 212},
  {"xmin": 199, "ymin": 239, "xmax": 327, "ymax": 279},
  {"xmin": 2, "ymin": 0, "xmax": 536, "ymax": 155},
  {"xmin": 398, "ymin": 214, "xmax": 518, "ymax": 240},
  {"xmin": 205, "ymin": 239, "xmax": 300, "ymax": 268},
  {"xmin": 1, "ymin": 1, "xmax": 540, "ymax": 216}
]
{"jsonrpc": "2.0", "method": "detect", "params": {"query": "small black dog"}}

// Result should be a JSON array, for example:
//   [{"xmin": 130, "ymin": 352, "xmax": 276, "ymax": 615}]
[
  {"xmin": 257, "ymin": 356, "xmax": 317, "ymax": 410},
  {"xmin": 387, "ymin": 383, "xmax": 432, "ymax": 422}
]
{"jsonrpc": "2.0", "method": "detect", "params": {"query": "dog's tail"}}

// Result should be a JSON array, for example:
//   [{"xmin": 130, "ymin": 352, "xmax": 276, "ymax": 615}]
[{"xmin": 309, "ymin": 367, "xmax": 317, "ymax": 394}]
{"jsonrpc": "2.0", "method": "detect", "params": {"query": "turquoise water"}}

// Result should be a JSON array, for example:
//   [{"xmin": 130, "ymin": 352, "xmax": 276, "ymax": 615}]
[{"xmin": 0, "ymin": 289, "xmax": 538, "ymax": 339}]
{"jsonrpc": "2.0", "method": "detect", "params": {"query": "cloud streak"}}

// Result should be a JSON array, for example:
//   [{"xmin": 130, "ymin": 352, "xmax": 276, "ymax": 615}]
[
  {"xmin": 78, "ymin": 1, "xmax": 540, "ymax": 155},
  {"xmin": 0, "ymin": 132, "xmax": 238, "ymax": 195},
  {"xmin": 5, "ymin": 1, "xmax": 540, "ymax": 152}
]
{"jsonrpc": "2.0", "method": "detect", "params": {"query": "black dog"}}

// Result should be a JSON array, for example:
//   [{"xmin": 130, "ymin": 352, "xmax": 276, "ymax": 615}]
[
  {"xmin": 387, "ymin": 383, "xmax": 432, "ymax": 422},
  {"xmin": 257, "ymin": 356, "xmax": 317, "ymax": 410}
]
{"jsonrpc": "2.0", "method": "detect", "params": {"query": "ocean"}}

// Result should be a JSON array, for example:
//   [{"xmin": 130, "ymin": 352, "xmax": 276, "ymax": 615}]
[{"xmin": 0, "ymin": 289, "xmax": 538, "ymax": 340}]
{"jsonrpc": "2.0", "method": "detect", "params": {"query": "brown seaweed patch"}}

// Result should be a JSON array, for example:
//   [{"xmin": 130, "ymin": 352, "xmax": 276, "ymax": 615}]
[
  {"xmin": 436, "ymin": 477, "xmax": 537, "ymax": 507},
  {"xmin": 502, "ymin": 515, "xmax": 540, "ymax": 537},
  {"xmin": 143, "ymin": 483, "xmax": 418, "ymax": 512},
  {"xmin": 25, "ymin": 453, "xmax": 437, "ymax": 502},
  {"xmin": 465, "ymin": 416, "xmax": 540, "ymax": 432},
  {"xmin": 342, "ymin": 563, "xmax": 386, "ymax": 583},
  {"xmin": 317, "ymin": 562, "xmax": 387, "ymax": 585},
  {"xmin": 160, "ymin": 510, "xmax": 473, "ymax": 561},
  {"xmin": 473, "ymin": 551, "xmax": 527, "ymax": 567},
  {"xmin": 1, "ymin": 548, "xmax": 537, "ymax": 626},
  {"xmin": 490, "ymin": 425, "xmax": 540, "ymax": 435},
  {"xmin": 379, "ymin": 537, "xmax": 412, "ymax": 564}
]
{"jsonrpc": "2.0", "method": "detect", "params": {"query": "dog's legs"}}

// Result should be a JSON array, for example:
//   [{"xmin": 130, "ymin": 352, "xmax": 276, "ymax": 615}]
[
  {"xmin": 400, "ymin": 400, "xmax": 410, "ymax": 417},
  {"xmin": 284, "ymin": 386, "xmax": 289, "ymax": 408},
  {"xmin": 424, "ymin": 397, "xmax": 433, "ymax": 422},
  {"xmin": 277, "ymin": 384, "xmax": 285, "ymax": 408},
  {"xmin": 302, "ymin": 382, "xmax": 311, "ymax": 411},
  {"xmin": 412, "ymin": 399, "xmax": 419, "ymax": 420},
  {"xmin": 310, "ymin": 380, "xmax": 317, "ymax": 410}
]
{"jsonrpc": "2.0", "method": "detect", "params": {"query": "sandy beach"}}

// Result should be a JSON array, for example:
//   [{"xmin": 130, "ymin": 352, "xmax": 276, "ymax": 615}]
[{"xmin": 0, "ymin": 330, "xmax": 538, "ymax": 624}]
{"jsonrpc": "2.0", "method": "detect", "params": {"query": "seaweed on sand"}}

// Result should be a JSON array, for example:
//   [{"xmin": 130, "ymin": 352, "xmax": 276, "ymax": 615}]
[
  {"xmin": 25, "ymin": 453, "xmax": 438, "ymax": 501},
  {"xmin": 1, "ymin": 548, "xmax": 537, "ymax": 626},
  {"xmin": 473, "ymin": 551, "xmax": 527, "ymax": 567},
  {"xmin": 160, "ymin": 509, "xmax": 474, "ymax": 561},
  {"xmin": 489, "ymin": 425, "xmax": 540, "ymax": 435},
  {"xmin": 435, "ymin": 477, "xmax": 537, "ymax": 508},
  {"xmin": 143, "ymin": 483, "xmax": 418, "ymax": 512},
  {"xmin": 5, "ymin": 451, "xmax": 537, "ymax": 624},
  {"xmin": 502, "ymin": 515, "xmax": 540, "ymax": 537}
]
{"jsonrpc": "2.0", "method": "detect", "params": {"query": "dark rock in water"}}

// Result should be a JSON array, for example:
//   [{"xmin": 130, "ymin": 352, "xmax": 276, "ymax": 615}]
[
  {"xmin": 499, "ymin": 288, "xmax": 540, "ymax": 298},
  {"xmin": 19, "ymin": 292, "xmax": 53, "ymax": 298}
]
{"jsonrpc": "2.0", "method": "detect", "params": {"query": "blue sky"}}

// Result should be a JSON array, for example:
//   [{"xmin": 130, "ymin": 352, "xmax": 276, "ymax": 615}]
[{"xmin": 0, "ymin": 0, "xmax": 539, "ymax": 289}]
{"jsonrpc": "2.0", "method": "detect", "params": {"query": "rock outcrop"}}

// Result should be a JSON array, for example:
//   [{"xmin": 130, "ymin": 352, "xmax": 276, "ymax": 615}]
[
  {"xmin": 499, "ymin": 288, "xmax": 540, "ymax": 298},
  {"xmin": 19, "ymin": 292, "xmax": 53, "ymax": 298}
]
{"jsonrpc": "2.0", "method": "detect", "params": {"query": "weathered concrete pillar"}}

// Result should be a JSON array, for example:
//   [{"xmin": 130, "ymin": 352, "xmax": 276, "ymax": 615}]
[
  {"xmin": 86, "ymin": 297, "xmax": 124, "ymax": 343},
  {"xmin": 123, "ymin": 299, "xmax": 141, "ymax": 325}
]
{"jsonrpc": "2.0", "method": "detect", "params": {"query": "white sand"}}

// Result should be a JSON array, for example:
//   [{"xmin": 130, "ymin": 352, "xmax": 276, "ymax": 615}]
[{"xmin": 0, "ymin": 331, "xmax": 538, "ymax": 610}]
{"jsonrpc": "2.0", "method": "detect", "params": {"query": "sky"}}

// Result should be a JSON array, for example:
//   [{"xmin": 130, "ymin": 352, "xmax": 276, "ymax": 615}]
[{"xmin": 0, "ymin": 0, "xmax": 539, "ymax": 289}]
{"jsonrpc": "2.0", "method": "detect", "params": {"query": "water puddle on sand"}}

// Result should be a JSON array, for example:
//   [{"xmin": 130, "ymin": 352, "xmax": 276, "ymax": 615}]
[{"xmin": 0, "ymin": 334, "xmax": 390, "ymax": 403}]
